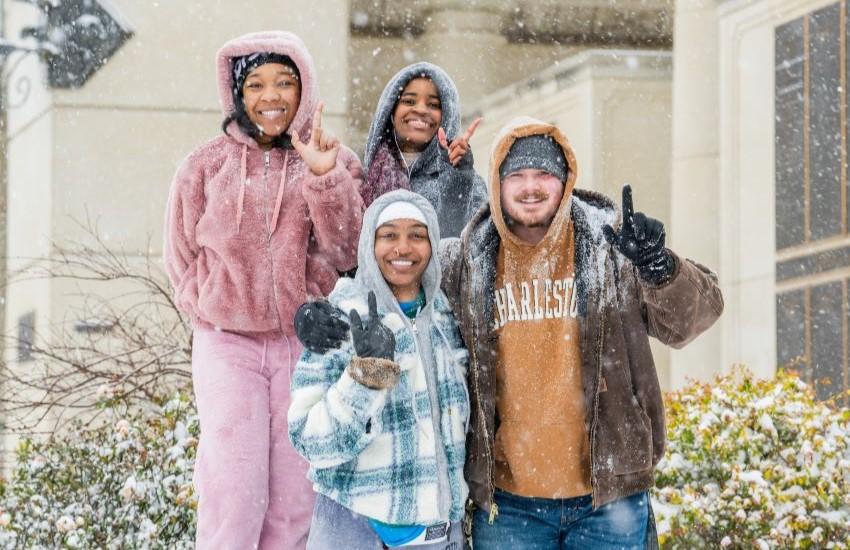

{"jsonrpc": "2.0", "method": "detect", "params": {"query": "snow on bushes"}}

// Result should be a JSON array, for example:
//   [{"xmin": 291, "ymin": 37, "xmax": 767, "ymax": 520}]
[
  {"xmin": 0, "ymin": 391, "xmax": 198, "ymax": 549},
  {"xmin": 0, "ymin": 367, "xmax": 848, "ymax": 548},
  {"xmin": 654, "ymin": 369, "xmax": 850, "ymax": 549}
]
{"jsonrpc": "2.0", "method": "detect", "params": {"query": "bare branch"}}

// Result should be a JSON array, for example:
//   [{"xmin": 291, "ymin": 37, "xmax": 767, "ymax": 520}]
[{"xmin": 1, "ymin": 220, "xmax": 191, "ymax": 434}]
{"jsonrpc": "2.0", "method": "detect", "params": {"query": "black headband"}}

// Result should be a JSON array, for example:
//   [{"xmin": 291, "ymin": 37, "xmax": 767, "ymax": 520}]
[{"xmin": 231, "ymin": 52, "xmax": 300, "ymax": 101}]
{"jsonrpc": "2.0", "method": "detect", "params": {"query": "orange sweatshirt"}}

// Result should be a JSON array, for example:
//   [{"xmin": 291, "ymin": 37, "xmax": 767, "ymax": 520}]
[{"xmin": 488, "ymin": 123, "xmax": 591, "ymax": 499}]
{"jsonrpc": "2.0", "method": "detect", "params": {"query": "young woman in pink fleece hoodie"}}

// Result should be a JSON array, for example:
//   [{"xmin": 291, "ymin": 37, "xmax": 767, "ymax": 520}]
[{"xmin": 163, "ymin": 31, "xmax": 364, "ymax": 550}]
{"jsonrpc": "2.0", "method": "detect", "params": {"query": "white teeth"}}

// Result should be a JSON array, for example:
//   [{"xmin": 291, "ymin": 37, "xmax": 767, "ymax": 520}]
[
  {"xmin": 390, "ymin": 260, "xmax": 414, "ymax": 267},
  {"xmin": 260, "ymin": 109, "xmax": 284, "ymax": 119},
  {"xmin": 407, "ymin": 119, "xmax": 429, "ymax": 129}
]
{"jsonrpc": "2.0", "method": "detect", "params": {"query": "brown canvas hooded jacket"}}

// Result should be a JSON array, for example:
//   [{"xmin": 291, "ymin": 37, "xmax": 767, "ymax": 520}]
[{"xmin": 440, "ymin": 117, "xmax": 724, "ymax": 515}]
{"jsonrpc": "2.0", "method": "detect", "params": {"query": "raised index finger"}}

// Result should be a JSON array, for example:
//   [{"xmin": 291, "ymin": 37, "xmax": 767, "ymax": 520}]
[
  {"xmin": 349, "ymin": 309, "xmax": 363, "ymax": 334},
  {"xmin": 312, "ymin": 101, "xmax": 324, "ymax": 133},
  {"xmin": 622, "ymin": 184, "xmax": 634, "ymax": 224},
  {"xmin": 463, "ymin": 117, "xmax": 483, "ymax": 142},
  {"xmin": 367, "ymin": 291, "xmax": 379, "ymax": 321}
]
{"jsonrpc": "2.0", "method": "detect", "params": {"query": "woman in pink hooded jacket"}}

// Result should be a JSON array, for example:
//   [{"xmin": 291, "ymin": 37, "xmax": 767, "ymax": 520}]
[{"xmin": 164, "ymin": 31, "xmax": 364, "ymax": 549}]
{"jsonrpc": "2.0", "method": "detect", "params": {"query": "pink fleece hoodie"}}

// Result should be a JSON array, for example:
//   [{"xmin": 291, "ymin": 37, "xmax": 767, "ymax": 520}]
[{"xmin": 164, "ymin": 31, "xmax": 365, "ymax": 336}]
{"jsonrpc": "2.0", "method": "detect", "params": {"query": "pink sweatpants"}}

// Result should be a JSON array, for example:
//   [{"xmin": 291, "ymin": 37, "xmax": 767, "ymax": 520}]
[{"xmin": 192, "ymin": 327, "xmax": 315, "ymax": 550}]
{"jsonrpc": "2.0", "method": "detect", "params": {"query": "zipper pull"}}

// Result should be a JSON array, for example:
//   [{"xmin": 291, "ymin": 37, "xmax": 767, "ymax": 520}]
[
  {"xmin": 264, "ymin": 151, "xmax": 270, "ymax": 170},
  {"xmin": 488, "ymin": 502, "xmax": 499, "ymax": 525},
  {"xmin": 411, "ymin": 319, "xmax": 418, "ymax": 334}
]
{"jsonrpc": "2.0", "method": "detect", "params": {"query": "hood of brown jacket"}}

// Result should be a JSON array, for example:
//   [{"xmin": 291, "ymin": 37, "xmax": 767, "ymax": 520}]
[{"xmin": 487, "ymin": 116, "xmax": 580, "ymax": 246}]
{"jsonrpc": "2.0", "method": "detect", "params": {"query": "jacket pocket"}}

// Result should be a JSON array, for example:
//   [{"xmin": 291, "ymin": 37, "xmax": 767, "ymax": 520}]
[
  {"xmin": 196, "ymin": 258, "xmax": 276, "ymax": 331},
  {"xmin": 598, "ymin": 360, "xmax": 654, "ymax": 476},
  {"xmin": 611, "ymin": 403, "xmax": 653, "ymax": 476}
]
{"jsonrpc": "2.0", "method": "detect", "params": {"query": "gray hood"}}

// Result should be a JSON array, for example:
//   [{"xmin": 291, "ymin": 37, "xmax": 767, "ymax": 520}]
[
  {"xmin": 363, "ymin": 62, "xmax": 462, "ymax": 172},
  {"xmin": 354, "ymin": 189, "xmax": 442, "ymax": 315}
]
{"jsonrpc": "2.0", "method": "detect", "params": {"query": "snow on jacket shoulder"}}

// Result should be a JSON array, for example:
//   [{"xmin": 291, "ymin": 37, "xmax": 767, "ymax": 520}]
[{"xmin": 163, "ymin": 31, "xmax": 364, "ymax": 335}]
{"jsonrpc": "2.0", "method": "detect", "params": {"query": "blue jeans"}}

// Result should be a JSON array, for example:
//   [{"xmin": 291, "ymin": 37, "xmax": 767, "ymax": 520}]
[{"xmin": 471, "ymin": 490, "xmax": 649, "ymax": 550}]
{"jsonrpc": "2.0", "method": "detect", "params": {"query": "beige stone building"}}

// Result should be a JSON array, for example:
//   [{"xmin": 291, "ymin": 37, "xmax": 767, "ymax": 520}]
[{"xmin": 3, "ymin": 0, "xmax": 848, "ymax": 439}]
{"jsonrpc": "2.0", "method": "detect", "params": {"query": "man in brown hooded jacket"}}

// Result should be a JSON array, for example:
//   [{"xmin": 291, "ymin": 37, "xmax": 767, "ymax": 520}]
[
  {"xmin": 294, "ymin": 116, "xmax": 723, "ymax": 549},
  {"xmin": 436, "ymin": 117, "xmax": 723, "ymax": 549}
]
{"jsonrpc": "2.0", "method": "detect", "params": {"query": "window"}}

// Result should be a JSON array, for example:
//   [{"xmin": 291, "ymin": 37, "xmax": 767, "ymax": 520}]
[
  {"xmin": 775, "ymin": 2, "xmax": 849, "ymax": 403},
  {"xmin": 17, "ymin": 311, "xmax": 35, "ymax": 363}
]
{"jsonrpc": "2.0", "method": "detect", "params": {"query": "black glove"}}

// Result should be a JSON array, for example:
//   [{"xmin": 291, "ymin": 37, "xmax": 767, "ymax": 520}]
[
  {"xmin": 603, "ymin": 185, "xmax": 675, "ymax": 285},
  {"xmin": 294, "ymin": 300, "xmax": 350, "ymax": 354},
  {"xmin": 349, "ymin": 291, "xmax": 395, "ymax": 360}
]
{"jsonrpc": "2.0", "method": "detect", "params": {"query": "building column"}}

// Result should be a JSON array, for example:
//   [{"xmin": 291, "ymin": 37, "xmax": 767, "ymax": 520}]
[
  {"xmin": 668, "ymin": 0, "xmax": 724, "ymax": 388},
  {"xmin": 282, "ymin": 0, "xmax": 350, "ymax": 141},
  {"xmin": 419, "ymin": 1, "xmax": 507, "ymax": 104}
]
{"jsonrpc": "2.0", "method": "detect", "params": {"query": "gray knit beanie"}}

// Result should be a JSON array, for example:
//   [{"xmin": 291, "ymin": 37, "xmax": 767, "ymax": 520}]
[{"xmin": 499, "ymin": 135, "xmax": 569, "ymax": 183}]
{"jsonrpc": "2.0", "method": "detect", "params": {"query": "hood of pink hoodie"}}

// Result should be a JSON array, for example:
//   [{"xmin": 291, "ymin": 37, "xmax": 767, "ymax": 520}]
[
  {"xmin": 216, "ymin": 31, "xmax": 322, "ymax": 233},
  {"xmin": 216, "ymin": 31, "xmax": 319, "ymax": 149}
]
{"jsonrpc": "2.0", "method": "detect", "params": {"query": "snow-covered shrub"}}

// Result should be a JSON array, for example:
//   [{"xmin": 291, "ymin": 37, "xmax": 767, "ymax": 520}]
[
  {"xmin": 0, "ymin": 391, "xmax": 198, "ymax": 549},
  {"xmin": 654, "ymin": 369, "xmax": 850, "ymax": 549}
]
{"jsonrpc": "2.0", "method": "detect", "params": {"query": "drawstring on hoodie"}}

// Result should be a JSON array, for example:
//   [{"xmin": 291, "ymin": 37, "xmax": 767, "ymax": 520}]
[
  {"xmin": 393, "ymin": 130, "xmax": 415, "ymax": 180},
  {"xmin": 236, "ymin": 144, "xmax": 248, "ymax": 233},
  {"xmin": 270, "ymin": 151, "xmax": 289, "ymax": 233},
  {"xmin": 235, "ymin": 147, "xmax": 290, "ymax": 235}
]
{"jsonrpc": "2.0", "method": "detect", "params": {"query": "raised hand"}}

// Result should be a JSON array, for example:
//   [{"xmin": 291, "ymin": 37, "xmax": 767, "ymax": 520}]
[
  {"xmin": 438, "ymin": 117, "xmax": 482, "ymax": 167},
  {"xmin": 290, "ymin": 101, "xmax": 340, "ymax": 176},
  {"xmin": 349, "ymin": 291, "xmax": 395, "ymax": 360},
  {"xmin": 294, "ymin": 300, "xmax": 350, "ymax": 354},
  {"xmin": 603, "ymin": 184, "xmax": 675, "ymax": 285}
]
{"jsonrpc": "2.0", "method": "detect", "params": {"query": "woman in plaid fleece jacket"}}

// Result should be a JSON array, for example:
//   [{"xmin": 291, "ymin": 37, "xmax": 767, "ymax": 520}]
[{"xmin": 288, "ymin": 190, "xmax": 470, "ymax": 549}]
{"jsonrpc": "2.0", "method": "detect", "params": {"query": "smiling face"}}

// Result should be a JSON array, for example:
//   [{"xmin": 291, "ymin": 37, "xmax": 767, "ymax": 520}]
[
  {"xmin": 500, "ymin": 168, "xmax": 565, "ymax": 241},
  {"xmin": 241, "ymin": 63, "xmax": 301, "ymax": 145},
  {"xmin": 392, "ymin": 77, "xmax": 442, "ymax": 153},
  {"xmin": 374, "ymin": 218, "xmax": 432, "ymax": 302}
]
